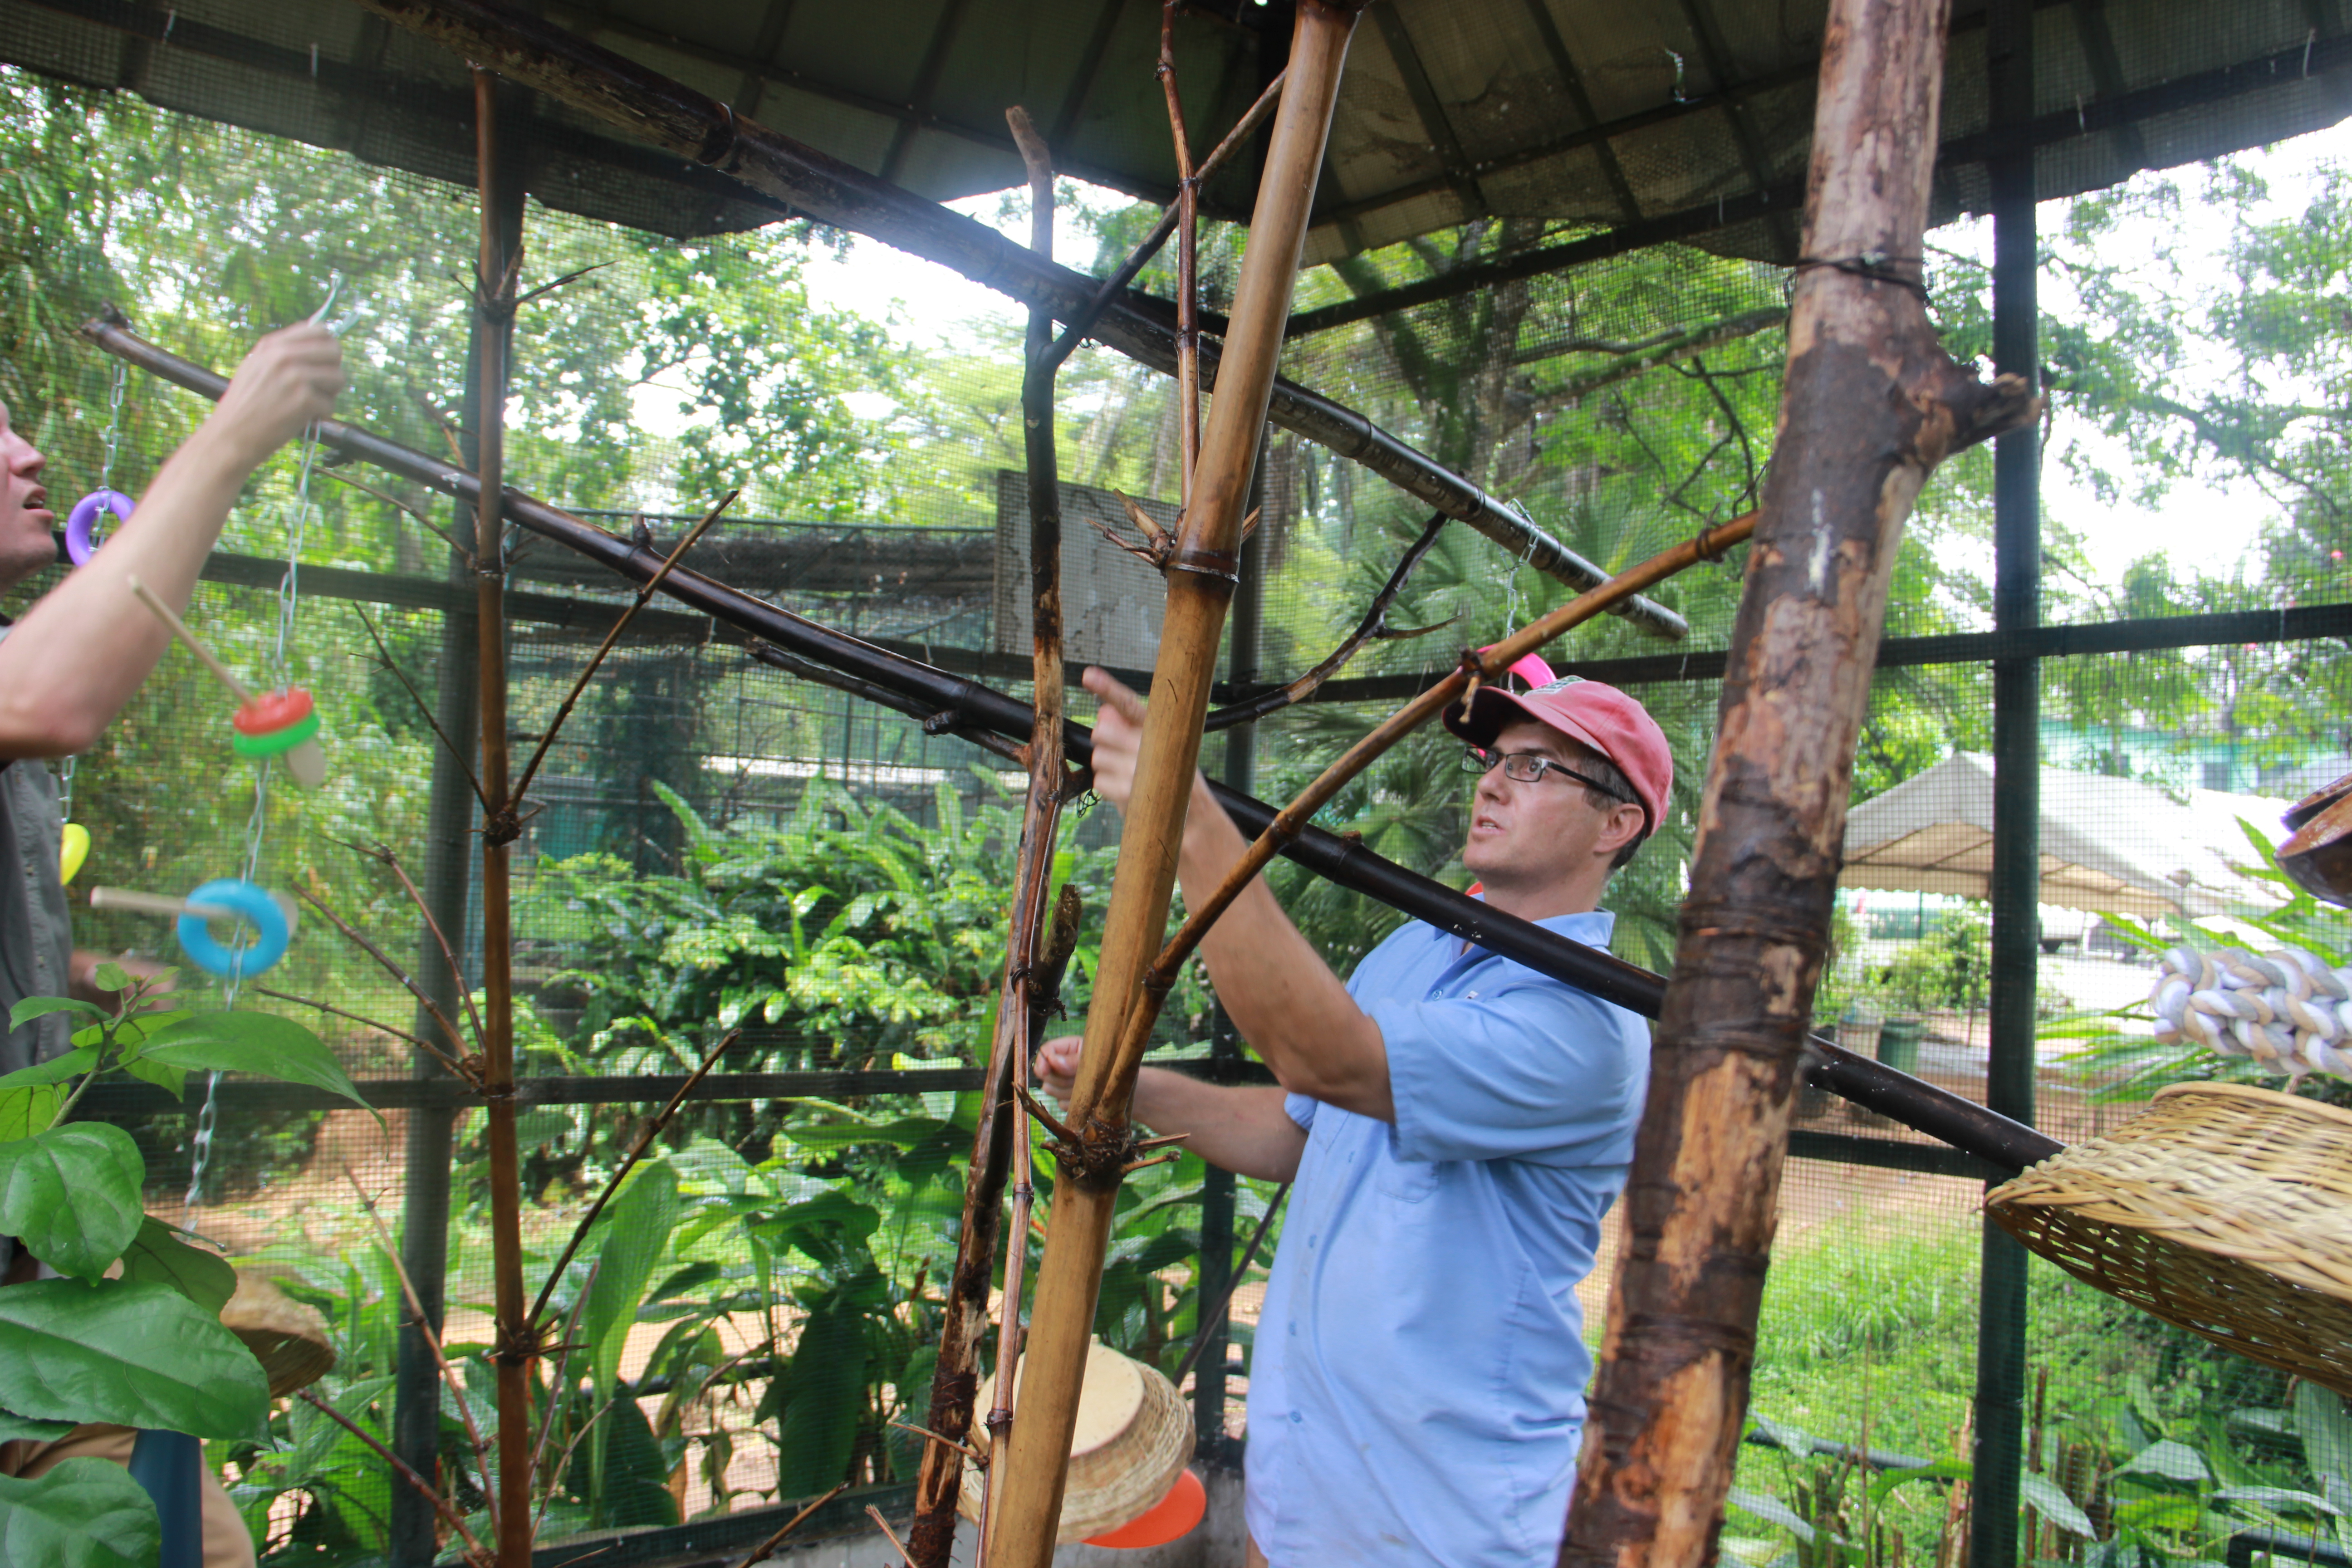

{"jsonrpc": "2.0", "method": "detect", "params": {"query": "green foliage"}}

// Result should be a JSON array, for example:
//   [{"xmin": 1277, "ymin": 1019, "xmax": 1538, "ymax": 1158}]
[
  {"xmin": 0, "ymin": 972, "xmax": 368, "ymax": 1551},
  {"xmin": 0, "ymin": 1459, "xmax": 163, "ymax": 1568}
]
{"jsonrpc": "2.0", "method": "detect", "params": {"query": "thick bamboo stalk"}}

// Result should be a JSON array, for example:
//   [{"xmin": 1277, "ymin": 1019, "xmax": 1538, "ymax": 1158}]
[
  {"xmin": 984, "ymin": 9, "xmax": 1361, "ymax": 1565},
  {"xmin": 470, "ymin": 68, "xmax": 534, "ymax": 1568},
  {"xmin": 1559, "ymin": 0, "xmax": 2039, "ymax": 1560},
  {"xmin": 347, "ymin": 0, "xmax": 1682, "ymax": 636},
  {"xmin": 75, "ymin": 318, "xmax": 2054, "ymax": 1174}
]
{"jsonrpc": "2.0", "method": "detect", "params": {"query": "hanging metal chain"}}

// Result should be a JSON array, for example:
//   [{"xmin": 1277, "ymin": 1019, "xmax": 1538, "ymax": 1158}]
[
  {"xmin": 1501, "ymin": 501, "xmax": 1540, "ymax": 641},
  {"xmin": 191, "ymin": 279, "xmax": 343, "ymax": 1206},
  {"xmin": 97, "ymin": 358, "xmax": 125, "ymax": 496}
]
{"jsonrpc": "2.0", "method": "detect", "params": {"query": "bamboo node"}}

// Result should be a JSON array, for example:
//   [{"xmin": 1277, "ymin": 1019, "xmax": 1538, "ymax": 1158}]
[{"xmin": 1168, "ymin": 545, "xmax": 1241, "ymax": 583}]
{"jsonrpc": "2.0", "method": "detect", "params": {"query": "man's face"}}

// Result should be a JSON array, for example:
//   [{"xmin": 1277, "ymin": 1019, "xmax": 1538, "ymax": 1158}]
[
  {"xmin": 0, "ymin": 403, "xmax": 52, "ymax": 590},
  {"xmin": 1461, "ymin": 717, "xmax": 1633, "ymax": 889}
]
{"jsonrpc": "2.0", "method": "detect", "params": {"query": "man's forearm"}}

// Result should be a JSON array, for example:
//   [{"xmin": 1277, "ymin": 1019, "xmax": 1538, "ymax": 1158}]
[
  {"xmin": 1175, "ymin": 775, "xmax": 1394, "ymax": 1121},
  {"xmin": 0, "ymin": 423, "xmax": 263, "ymax": 757},
  {"xmin": 1129, "ymin": 1068, "xmax": 1305, "ymax": 1182}
]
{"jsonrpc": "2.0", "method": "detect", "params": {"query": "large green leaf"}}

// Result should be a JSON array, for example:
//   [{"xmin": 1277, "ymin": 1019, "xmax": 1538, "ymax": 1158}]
[
  {"xmin": 764, "ymin": 1297, "xmax": 868, "ymax": 1504},
  {"xmin": 1725, "ymin": 1486, "xmax": 1818, "ymax": 1544},
  {"xmin": 2299, "ymin": 1383, "xmax": 2352, "ymax": 1481},
  {"xmin": 0, "ymin": 1048, "xmax": 100, "ymax": 1091},
  {"xmin": 0, "ymin": 1279, "xmax": 269, "ymax": 1439},
  {"xmin": 0, "ymin": 1087, "xmax": 60, "ymax": 1143},
  {"xmin": 0, "ymin": 1124, "xmax": 144, "ymax": 1279},
  {"xmin": 0, "ymin": 1410, "xmax": 72, "ymax": 1444},
  {"xmin": 0, "ymin": 1458, "xmax": 160, "ymax": 1568},
  {"xmin": 5, "ymin": 997, "xmax": 103, "ymax": 1031},
  {"xmin": 136, "ymin": 1012, "xmax": 377, "ymax": 1118},
  {"xmin": 119, "ymin": 1217, "xmax": 237, "ymax": 1313},
  {"xmin": 583, "ymin": 1164, "xmax": 681, "ymax": 1392},
  {"xmin": 2021, "ymin": 1472, "xmax": 2098, "ymax": 1539}
]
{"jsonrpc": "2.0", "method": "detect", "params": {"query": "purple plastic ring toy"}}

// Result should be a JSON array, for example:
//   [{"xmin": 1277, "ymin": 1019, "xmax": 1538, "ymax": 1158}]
[{"xmin": 65, "ymin": 489, "xmax": 134, "ymax": 566}]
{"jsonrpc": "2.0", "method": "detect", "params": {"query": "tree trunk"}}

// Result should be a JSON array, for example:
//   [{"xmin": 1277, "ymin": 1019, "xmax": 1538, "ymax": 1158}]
[
  {"xmin": 1559, "ymin": 0, "xmax": 2037, "ymax": 1561},
  {"xmin": 980, "ymin": 7, "xmax": 1362, "ymax": 1565}
]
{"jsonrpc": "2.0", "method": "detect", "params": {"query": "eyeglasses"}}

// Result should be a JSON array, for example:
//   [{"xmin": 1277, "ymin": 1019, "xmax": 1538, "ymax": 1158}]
[{"xmin": 1460, "ymin": 745, "xmax": 1634, "ymax": 804}]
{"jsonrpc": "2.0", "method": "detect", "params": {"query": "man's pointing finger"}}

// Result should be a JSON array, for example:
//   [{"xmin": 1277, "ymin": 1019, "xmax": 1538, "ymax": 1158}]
[{"xmin": 1083, "ymin": 666, "xmax": 1148, "ymax": 723}]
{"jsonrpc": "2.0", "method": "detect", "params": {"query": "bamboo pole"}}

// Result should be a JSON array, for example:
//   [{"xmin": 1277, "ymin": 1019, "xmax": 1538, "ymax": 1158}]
[
  {"xmin": 1558, "ymin": 0, "xmax": 2039, "ymax": 1558},
  {"xmin": 470, "ymin": 67, "xmax": 535, "ymax": 1568},
  {"xmin": 346, "ymin": 0, "xmax": 1684, "ymax": 635},
  {"xmin": 906, "ymin": 105, "xmax": 1071, "ymax": 1568},
  {"xmin": 984, "ymin": 8, "xmax": 1362, "ymax": 1564},
  {"xmin": 75, "ymin": 319, "xmax": 2055, "ymax": 1174}
]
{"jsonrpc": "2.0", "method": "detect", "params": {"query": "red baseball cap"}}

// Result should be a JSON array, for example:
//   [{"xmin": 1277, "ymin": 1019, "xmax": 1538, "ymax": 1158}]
[{"xmin": 1443, "ymin": 667, "xmax": 1672, "ymax": 833}]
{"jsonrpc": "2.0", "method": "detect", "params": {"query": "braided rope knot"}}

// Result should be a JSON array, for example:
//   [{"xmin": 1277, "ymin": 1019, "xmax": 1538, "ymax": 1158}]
[{"xmin": 2156, "ymin": 942, "xmax": 2352, "ymax": 1082}]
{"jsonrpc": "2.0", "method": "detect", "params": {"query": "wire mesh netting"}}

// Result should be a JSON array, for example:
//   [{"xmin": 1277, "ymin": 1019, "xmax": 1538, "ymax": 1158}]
[{"xmin": 0, "ymin": 58, "xmax": 2348, "ymax": 1568}]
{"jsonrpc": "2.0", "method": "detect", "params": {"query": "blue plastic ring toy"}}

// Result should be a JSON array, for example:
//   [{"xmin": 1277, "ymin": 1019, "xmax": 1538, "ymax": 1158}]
[
  {"xmin": 176, "ymin": 879, "xmax": 290, "ymax": 980},
  {"xmin": 65, "ymin": 490, "xmax": 134, "ymax": 567}
]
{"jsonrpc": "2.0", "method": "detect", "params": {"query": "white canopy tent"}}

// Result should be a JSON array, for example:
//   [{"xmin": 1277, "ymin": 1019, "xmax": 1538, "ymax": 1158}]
[{"xmin": 1839, "ymin": 752, "xmax": 2289, "ymax": 919}]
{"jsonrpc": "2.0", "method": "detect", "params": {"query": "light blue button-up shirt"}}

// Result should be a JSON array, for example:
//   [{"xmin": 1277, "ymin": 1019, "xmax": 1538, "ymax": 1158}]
[{"xmin": 1242, "ymin": 907, "xmax": 1649, "ymax": 1566}]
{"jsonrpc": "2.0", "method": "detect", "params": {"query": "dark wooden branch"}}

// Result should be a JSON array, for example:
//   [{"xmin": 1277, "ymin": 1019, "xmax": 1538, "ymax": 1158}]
[{"xmin": 1206, "ymin": 510, "xmax": 1450, "ymax": 730}]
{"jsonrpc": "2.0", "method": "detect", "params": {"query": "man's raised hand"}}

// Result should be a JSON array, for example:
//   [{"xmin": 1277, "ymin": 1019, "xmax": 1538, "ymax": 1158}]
[
  {"xmin": 206, "ymin": 323, "xmax": 348, "ymax": 467},
  {"xmin": 1035, "ymin": 1034, "xmax": 1084, "ymax": 1108},
  {"xmin": 1081, "ymin": 666, "xmax": 1148, "ymax": 812}
]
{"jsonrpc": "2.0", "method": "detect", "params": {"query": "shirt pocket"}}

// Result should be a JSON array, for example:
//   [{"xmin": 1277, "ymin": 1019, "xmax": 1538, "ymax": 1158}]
[{"xmin": 1374, "ymin": 1149, "xmax": 1441, "ymax": 1203}]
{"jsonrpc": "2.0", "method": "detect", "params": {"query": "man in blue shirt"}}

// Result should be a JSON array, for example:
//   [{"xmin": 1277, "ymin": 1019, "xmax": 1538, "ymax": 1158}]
[{"xmin": 1039, "ymin": 662, "xmax": 1672, "ymax": 1565}]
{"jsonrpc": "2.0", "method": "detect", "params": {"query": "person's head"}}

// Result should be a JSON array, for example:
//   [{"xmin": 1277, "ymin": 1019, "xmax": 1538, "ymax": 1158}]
[
  {"xmin": 1443, "ymin": 676, "xmax": 1671, "ymax": 908},
  {"xmin": 0, "ymin": 402, "xmax": 50, "ymax": 592}
]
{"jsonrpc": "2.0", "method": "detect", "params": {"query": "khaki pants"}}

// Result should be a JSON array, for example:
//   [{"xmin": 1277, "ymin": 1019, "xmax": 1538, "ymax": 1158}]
[{"xmin": 0, "ymin": 1423, "xmax": 256, "ymax": 1568}]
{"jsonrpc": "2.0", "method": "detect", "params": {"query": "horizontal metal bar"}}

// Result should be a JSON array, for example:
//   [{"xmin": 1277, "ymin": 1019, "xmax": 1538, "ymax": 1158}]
[
  {"xmin": 1786, "ymin": 1128, "xmax": 2009, "ymax": 1182},
  {"xmin": 1277, "ymin": 599, "xmax": 2352, "ymax": 701},
  {"xmin": 80, "ymin": 1068, "xmax": 983, "ymax": 1117},
  {"xmin": 441, "ymin": 1482, "xmax": 916, "ymax": 1568}
]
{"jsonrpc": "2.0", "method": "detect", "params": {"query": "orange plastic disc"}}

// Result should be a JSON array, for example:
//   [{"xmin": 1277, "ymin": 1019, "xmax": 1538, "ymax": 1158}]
[
  {"xmin": 1083, "ymin": 1467, "xmax": 1206, "ymax": 1549},
  {"xmin": 232, "ymin": 686, "xmax": 315, "ymax": 735}
]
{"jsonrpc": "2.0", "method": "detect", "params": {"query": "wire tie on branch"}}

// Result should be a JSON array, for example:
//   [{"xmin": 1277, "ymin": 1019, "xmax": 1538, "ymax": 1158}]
[{"xmin": 1793, "ymin": 252, "xmax": 1931, "ymax": 302}]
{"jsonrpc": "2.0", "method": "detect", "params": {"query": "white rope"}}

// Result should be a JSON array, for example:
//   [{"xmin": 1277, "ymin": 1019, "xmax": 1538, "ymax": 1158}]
[{"xmin": 2153, "ymin": 941, "xmax": 2352, "ymax": 1083}]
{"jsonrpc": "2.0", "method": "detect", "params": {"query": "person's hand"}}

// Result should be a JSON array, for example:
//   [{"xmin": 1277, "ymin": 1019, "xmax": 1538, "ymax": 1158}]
[
  {"xmin": 1082, "ymin": 667, "xmax": 1147, "ymax": 812},
  {"xmin": 1035, "ymin": 1034, "xmax": 1084, "ymax": 1108},
  {"xmin": 205, "ymin": 323, "xmax": 347, "ymax": 467}
]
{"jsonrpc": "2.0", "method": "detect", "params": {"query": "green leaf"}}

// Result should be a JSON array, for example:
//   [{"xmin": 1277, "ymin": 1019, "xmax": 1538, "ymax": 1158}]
[
  {"xmin": 0, "ymin": 1048, "xmax": 101, "ymax": 1090},
  {"xmin": 2300, "ymin": 1383, "xmax": 2352, "ymax": 1482},
  {"xmin": 0, "ymin": 1124, "xmax": 144, "ymax": 1278},
  {"xmin": 2021, "ymin": 1472, "xmax": 2098, "ymax": 1539},
  {"xmin": 6, "ymin": 998, "xmax": 103, "ymax": 1031},
  {"xmin": 0, "ymin": 1087, "xmax": 60, "ymax": 1143},
  {"xmin": 583, "ymin": 1164, "xmax": 681, "ymax": 1393},
  {"xmin": 0, "ymin": 1279, "xmax": 269, "ymax": 1439},
  {"xmin": 88, "ymin": 963, "xmax": 129, "ymax": 995},
  {"xmin": 775, "ymin": 1116, "xmax": 948, "ymax": 1153},
  {"xmin": 0, "ymin": 1410, "xmax": 72, "ymax": 1443},
  {"xmin": 137, "ymin": 1012, "xmax": 377, "ymax": 1119},
  {"xmin": 0, "ymin": 1457, "xmax": 160, "ymax": 1568},
  {"xmin": 2216, "ymin": 1486, "xmax": 2342, "ymax": 1516},
  {"xmin": 765, "ymin": 1297, "xmax": 869, "ymax": 1504},
  {"xmin": 119, "ymin": 1217, "xmax": 237, "ymax": 1313},
  {"xmin": 1726, "ymin": 1486, "xmax": 1818, "ymax": 1544},
  {"xmin": 2123, "ymin": 1439, "xmax": 2210, "ymax": 1483},
  {"xmin": 116, "ymin": 1051, "xmax": 186, "ymax": 1099}
]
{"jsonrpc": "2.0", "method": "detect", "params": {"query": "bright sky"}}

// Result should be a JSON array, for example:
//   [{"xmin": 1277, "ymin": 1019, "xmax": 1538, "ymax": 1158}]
[{"xmin": 774, "ymin": 119, "xmax": 2352, "ymax": 593}]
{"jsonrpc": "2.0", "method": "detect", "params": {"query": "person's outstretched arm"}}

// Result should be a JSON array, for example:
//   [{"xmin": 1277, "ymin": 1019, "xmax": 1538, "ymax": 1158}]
[
  {"xmin": 1037, "ymin": 1037, "xmax": 1306, "ymax": 1181},
  {"xmin": 1082, "ymin": 668, "xmax": 1394, "ymax": 1122},
  {"xmin": 0, "ymin": 324, "xmax": 346, "ymax": 759}
]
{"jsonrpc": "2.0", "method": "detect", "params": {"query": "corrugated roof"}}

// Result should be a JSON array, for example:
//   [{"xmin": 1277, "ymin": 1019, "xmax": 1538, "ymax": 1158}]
[{"xmin": 5, "ymin": 0, "xmax": 2347, "ymax": 266}]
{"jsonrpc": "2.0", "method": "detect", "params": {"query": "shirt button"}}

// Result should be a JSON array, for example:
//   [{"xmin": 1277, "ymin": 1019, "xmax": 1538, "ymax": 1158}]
[
  {"xmin": 1290, "ymin": 1411, "xmax": 1304, "ymax": 1423},
  {"xmin": 1465, "ymin": 990, "xmax": 1480, "ymax": 1000}
]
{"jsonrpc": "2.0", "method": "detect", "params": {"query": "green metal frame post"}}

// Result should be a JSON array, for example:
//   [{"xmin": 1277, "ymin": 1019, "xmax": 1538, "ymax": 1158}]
[{"xmin": 1971, "ymin": 2, "xmax": 2040, "ymax": 1563}]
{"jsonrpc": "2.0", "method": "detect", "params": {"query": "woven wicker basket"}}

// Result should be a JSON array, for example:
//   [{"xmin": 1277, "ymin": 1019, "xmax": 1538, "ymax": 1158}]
[{"xmin": 1987, "ymin": 1082, "xmax": 2352, "ymax": 1397}]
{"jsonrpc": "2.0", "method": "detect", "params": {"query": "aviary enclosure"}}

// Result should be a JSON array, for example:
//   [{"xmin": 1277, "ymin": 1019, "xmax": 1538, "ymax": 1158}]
[{"xmin": 1, "ymin": 0, "xmax": 2349, "ymax": 1564}]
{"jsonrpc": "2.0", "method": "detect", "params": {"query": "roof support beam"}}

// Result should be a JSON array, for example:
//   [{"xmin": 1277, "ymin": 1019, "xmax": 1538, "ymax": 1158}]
[
  {"xmin": 1512, "ymin": 0, "xmax": 1644, "ymax": 220},
  {"xmin": 351, "ymin": 0, "xmax": 1690, "ymax": 638},
  {"xmin": 1367, "ymin": 5, "xmax": 1487, "ymax": 220},
  {"xmin": 1289, "ymin": 20, "xmax": 2352, "ymax": 335},
  {"xmin": 877, "ymin": 0, "xmax": 977, "ymax": 183}
]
